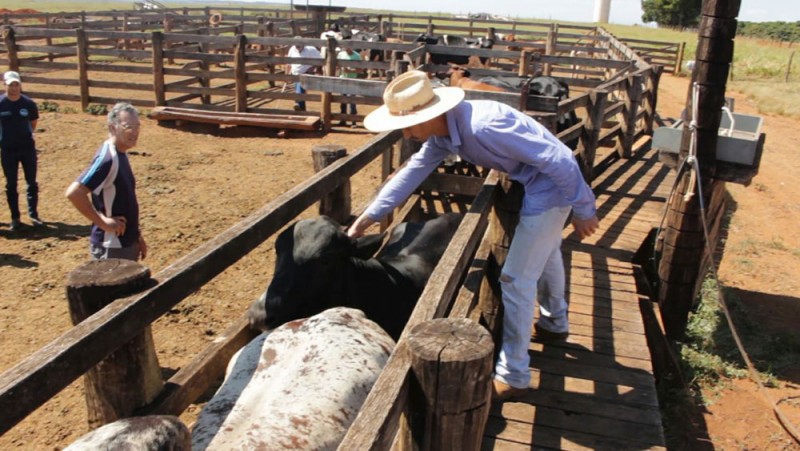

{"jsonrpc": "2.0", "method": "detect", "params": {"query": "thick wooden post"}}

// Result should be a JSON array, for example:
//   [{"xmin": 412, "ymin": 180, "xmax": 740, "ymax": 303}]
[
  {"xmin": 675, "ymin": 41, "xmax": 686, "ymax": 75},
  {"xmin": 266, "ymin": 21, "xmax": 276, "ymax": 88},
  {"xmin": 312, "ymin": 144, "xmax": 351, "ymax": 224},
  {"xmin": 545, "ymin": 24, "xmax": 558, "ymax": 76},
  {"xmin": 2, "ymin": 26, "xmax": 18, "ymax": 72},
  {"xmin": 163, "ymin": 13, "xmax": 174, "ymax": 65},
  {"xmin": 45, "ymin": 15, "xmax": 54, "ymax": 62},
  {"xmin": 408, "ymin": 318, "xmax": 493, "ymax": 451},
  {"xmin": 234, "ymin": 34, "xmax": 248, "ymax": 113},
  {"xmin": 578, "ymin": 89, "xmax": 609, "ymax": 182},
  {"xmin": 517, "ymin": 50, "xmax": 531, "ymax": 77},
  {"xmin": 199, "ymin": 28, "xmax": 211, "ymax": 105},
  {"xmin": 320, "ymin": 37, "xmax": 336, "ymax": 131},
  {"xmin": 76, "ymin": 28, "xmax": 90, "ymax": 112},
  {"xmin": 644, "ymin": 65, "xmax": 663, "ymax": 134},
  {"xmin": 657, "ymin": 0, "xmax": 740, "ymax": 340},
  {"xmin": 66, "ymin": 259, "xmax": 163, "ymax": 429},
  {"xmin": 152, "ymin": 31, "xmax": 165, "ymax": 106},
  {"xmin": 616, "ymin": 73, "xmax": 644, "ymax": 158}
]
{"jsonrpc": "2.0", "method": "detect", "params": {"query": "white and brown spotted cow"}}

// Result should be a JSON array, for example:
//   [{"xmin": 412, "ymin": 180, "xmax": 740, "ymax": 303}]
[
  {"xmin": 192, "ymin": 307, "xmax": 394, "ymax": 450},
  {"xmin": 64, "ymin": 415, "xmax": 190, "ymax": 450},
  {"xmin": 65, "ymin": 308, "xmax": 394, "ymax": 450}
]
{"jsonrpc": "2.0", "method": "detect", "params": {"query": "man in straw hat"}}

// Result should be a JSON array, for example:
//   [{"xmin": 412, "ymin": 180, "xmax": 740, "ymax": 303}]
[{"xmin": 348, "ymin": 70, "xmax": 599, "ymax": 401}]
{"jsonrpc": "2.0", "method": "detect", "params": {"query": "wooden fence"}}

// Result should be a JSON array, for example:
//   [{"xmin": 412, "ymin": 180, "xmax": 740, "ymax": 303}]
[{"xmin": 0, "ymin": 9, "xmax": 669, "ymax": 448}]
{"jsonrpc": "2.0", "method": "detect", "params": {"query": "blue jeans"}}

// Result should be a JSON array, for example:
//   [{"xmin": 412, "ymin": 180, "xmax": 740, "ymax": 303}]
[
  {"xmin": 1, "ymin": 148, "xmax": 38, "ymax": 220},
  {"xmin": 295, "ymin": 82, "xmax": 306, "ymax": 110},
  {"xmin": 494, "ymin": 205, "xmax": 572, "ymax": 389}
]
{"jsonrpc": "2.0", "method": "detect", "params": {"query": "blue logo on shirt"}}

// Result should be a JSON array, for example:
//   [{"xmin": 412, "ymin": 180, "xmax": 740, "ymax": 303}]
[{"xmin": 20, "ymin": 109, "xmax": 29, "ymax": 117}]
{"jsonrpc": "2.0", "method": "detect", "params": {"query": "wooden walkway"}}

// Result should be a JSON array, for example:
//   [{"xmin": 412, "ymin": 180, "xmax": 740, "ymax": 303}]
[{"xmin": 483, "ymin": 141, "xmax": 674, "ymax": 450}]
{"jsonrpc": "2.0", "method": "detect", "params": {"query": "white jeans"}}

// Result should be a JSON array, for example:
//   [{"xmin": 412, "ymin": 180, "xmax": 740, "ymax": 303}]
[{"xmin": 494, "ymin": 205, "xmax": 571, "ymax": 389}]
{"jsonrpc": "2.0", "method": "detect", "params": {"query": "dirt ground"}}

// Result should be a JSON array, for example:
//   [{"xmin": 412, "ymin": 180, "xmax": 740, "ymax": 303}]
[{"xmin": 0, "ymin": 73, "xmax": 799, "ymax": 450}]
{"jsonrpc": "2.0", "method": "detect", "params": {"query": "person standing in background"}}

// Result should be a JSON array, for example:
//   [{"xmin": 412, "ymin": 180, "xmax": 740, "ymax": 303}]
[
  {"xmin": 337, "ymin": 45, "xmax": 362, "ymax": 128},
  {"xmin": 285, "ymin": 37, "xmax": 322, "ymax": 112},
  {"xmin": 66, "ymin": 102, "xmax": 147, "ymax": 261},
  {"xmin": 0, "ymin": 71, "xmax": 42, "ymax": 231}
]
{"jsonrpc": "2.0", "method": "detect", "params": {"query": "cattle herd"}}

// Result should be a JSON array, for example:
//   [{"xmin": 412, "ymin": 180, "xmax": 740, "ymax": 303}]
[{"xmin": 65, "ymin": 214, "xmax": 463, "ymax": 450}]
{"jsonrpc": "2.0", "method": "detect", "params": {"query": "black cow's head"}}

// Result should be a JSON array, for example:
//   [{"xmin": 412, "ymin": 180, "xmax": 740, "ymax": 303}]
[
  {"xmin": 414, "ymin": 33, "xmax": 440, "ymax": 45},
  {"xmin": 247, "ymin": 216, "xmax": 383, "ymax": 331}
]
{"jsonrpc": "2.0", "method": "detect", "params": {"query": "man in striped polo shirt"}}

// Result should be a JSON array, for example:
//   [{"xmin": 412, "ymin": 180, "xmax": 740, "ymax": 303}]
[{"xmin": 66, "ymin": 102, "xmax": 147, "ymax": 261}]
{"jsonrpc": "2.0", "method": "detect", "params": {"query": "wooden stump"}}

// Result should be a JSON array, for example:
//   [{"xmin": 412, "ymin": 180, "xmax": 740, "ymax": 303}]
[
  {"xmin": 312, "ymin": 144, "xmax": 351, "ymax": 224},
  {"xmin": 66, "ymin": 259, "xmax": 163, "ymax": 429},
  {"xmin": 408, "ymin": 318, "xmax": 494, "ymax": 451}
]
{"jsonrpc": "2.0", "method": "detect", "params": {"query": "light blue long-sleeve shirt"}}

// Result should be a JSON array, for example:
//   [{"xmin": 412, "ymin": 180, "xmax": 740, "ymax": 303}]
[{"xmin": 364, "ymin": 100, "xmax": 597, "ymax": 221}]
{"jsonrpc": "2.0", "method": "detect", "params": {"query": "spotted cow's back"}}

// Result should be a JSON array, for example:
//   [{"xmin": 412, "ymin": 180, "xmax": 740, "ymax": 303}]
[{"xmin": 191, "ymin": 307, "xmax": 395, "ymax": 450}]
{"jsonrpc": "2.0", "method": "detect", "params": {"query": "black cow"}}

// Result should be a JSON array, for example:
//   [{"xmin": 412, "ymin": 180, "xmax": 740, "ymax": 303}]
[
  {"xmin": 415, "ymin": 33, "xmax": 494, "ymax": 66},
  {"xmin": 247, "ymin": 213, "xmax": 462, "ymax": 339}
]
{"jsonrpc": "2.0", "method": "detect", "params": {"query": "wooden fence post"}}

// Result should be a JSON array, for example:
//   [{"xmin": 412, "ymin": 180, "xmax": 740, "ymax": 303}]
[
  {"xmin": 408, "ymin": 318, "xmax": 493, "ymax": 451},
  {"xmin": 76, "ymin": 28, "xmax": 90, "ymax": 112},
  {"xmin": 234, "ymin": 34, "xmax": 248, "ymax": 113},
  {"xmin": 163, "ymin": 13, "xmax": 174, "ymax": 65},
  {"xmin": 152, "ymin": 31, "xmax": 165, "ymax": 106},
  {"xmin": 199, "ymin": 28, "xmax": 211, "ymax": 105},
  {"xmin": 545, "ymin": 23, "xmax": 558, "ymax": 76},
  {"xmin": 616, "ymin": 73, "xmax": 644, "ymax": 158},
  {"xmin": 45, "ymin": 15, "xmax": 54, "ymax": 62},
  {"xmin": 66, "ymin": 259, "xmax": 163, "ymax": 429},
  {"xmin": 517, "ymin": 50, "xmax": 531, "ymax": 77},
  {"xmin": 320, "ymin": 36, "xmax": 337, "ymax": 131},
  {"xmin": 578, "ymin": 89, "xmax": 608, "ymax": 182},
  {"xmin": 312, "ymin": 144, "xmax": 351, "ymax": 224},
  {"xmin": 657, "ymin": 0, "xmax": 740, "ymax": 340},
  {"xmin": 266, "ymin": 21, "xmax": 276, "ymax": 88},
  {"xmin": 674, "ymin": 41, "xmax": 686, "ymax": 75},
  {"xmin": 644, "ymin": 65, "xmax": 663, "ymax": 134},
  {"xmin": 2, "ymin": 26, "xmax": 18, "ymax": 72}
]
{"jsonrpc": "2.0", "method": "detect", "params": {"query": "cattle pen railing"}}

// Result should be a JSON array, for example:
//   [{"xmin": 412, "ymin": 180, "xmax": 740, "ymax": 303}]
[
  {"xmin": 0, "ymin": 11, "xmax": 669, "ymax": 449},
  {"xmin": 1, "ymin": 10, "xmax": 680, "ymax": 125}
]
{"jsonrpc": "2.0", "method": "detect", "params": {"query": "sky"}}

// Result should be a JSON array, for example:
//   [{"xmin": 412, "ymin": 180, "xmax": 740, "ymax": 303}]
[{"xmin": 271, "ymin": 0, "xmax": 800, "ymax": 25}]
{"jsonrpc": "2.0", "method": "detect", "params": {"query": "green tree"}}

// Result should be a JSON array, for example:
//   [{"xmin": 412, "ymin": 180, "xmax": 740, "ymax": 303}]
[{"xmin": 641, "ymin": 0, "xmax": 702, "ymax": 27}]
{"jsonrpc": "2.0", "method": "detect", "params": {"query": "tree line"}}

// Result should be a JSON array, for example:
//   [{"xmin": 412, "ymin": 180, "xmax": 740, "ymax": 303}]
[{"xmin": 641, "ymin": 0, "xmax": 799, "ymax": 44}]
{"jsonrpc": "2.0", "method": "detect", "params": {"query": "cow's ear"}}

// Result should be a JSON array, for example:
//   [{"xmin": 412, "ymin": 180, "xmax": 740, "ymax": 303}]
[{"xmin": 353, "ymin": 233, "xmax": 385, "ymax": 259}]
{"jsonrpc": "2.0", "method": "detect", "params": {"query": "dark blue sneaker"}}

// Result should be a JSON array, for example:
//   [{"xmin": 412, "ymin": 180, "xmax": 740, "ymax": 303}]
[
  {"xmin": 10, "ymin": 219, "xmax": 22, "ymax": 231},
  {"xmin": 30, "ymin": 216, "xmax": 44, "ymax": 227}
]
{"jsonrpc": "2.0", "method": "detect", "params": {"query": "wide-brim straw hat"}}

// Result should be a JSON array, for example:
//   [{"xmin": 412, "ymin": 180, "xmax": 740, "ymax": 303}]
[{"xmin": 364, "ymin": 70, "xmax": 464, "ymax": 132}]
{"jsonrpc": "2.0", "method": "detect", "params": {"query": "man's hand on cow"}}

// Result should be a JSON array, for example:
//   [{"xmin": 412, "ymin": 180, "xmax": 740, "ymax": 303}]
[
  {"xmin": 347, "ymin": 215, "xmax": 376, "ymax": 238},
  {"xmin": 572, "ymin": 215, "xmax": 599, "ymax": 240}
]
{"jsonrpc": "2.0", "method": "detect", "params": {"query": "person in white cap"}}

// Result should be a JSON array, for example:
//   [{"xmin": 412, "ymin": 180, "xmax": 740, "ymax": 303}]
[
  {"xmin": 1, "ymin": 70, "xmax": 42, "ymax": 231},
  {"xmin": 347, "ymin": 70, "xmax": 600, "ymax": 402}
]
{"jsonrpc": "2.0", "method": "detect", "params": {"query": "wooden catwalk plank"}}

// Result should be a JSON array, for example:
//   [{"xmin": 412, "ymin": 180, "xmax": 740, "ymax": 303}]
[{"xmin": 483, "ymin": 144, "xmax": 671, "ymax": 450}]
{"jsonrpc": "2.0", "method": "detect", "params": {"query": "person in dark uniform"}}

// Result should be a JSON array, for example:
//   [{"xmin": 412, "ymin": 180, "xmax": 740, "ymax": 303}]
[{"xmin": 0, "ymin": 71, "xmax": 41, "ymax": 231}]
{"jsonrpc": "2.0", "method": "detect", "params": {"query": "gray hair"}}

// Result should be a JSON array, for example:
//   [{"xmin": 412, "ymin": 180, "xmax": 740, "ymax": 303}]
[{"xmin": 107, "ymin": 102, "xmax": 139, "ymax": 126}]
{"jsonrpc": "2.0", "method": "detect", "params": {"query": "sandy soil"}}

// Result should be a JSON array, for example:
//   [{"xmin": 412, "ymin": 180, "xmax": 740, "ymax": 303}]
[{"xmin": 0, "ymin": 73, "xmax": 798, "ymax": 450}]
